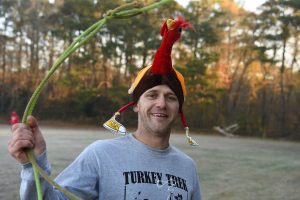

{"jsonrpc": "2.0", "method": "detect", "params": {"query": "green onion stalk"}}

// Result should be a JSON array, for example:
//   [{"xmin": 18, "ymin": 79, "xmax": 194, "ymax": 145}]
[{"xmin": 21, "ymin": 0, "xmax": 172, "ymax": 199}]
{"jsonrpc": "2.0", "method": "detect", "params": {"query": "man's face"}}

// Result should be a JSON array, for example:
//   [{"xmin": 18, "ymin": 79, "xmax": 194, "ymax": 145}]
[{"xmin": 134, "ymin": 84, "xmax": 180, "ymax": 136}]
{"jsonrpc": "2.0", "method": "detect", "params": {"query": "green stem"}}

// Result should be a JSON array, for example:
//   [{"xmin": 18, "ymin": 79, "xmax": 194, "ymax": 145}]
[
  {"xmin": 27, "ymin": 150, "xmax": 43, "ymax": 200},
  {"xmin": 21, "ymin": 0, "xmax": 172, "ymax": 199},
  {"xmin": 107, "ymin": 2, "xmax": 139, "ymax": 16}
]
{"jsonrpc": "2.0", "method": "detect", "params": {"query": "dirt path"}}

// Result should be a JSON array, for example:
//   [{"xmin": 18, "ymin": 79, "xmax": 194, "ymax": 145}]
[{"xmin": 1, "ymin": 125, "xmax": 299, "ymax": 200}]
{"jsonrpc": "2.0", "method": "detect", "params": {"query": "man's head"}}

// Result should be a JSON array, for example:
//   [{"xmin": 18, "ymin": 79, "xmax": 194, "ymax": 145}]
[
  {"xmin": 131, "ymin": 69, "xmax": 184, "ymax": 112},
  {"xmin": 133, "ymin": 84, "xmax": 179, "ymax": 136}
]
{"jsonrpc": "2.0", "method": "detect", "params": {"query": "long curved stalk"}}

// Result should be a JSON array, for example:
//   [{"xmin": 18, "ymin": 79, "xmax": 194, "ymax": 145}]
[{"xmin": 21, "ymin": 0, "xmax": 172, "ymax": 199}]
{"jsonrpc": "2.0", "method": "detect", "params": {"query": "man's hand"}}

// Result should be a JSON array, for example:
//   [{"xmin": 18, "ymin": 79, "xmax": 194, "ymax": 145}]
[{"xmin": 8, "ymin": 116, "xmax": 46, "ymax": 164}]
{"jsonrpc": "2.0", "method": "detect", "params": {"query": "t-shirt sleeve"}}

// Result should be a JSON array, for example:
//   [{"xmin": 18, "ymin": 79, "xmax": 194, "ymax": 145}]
[
  {"xmin": 192, "ymin": 161, "xmax": 202, "ymax": 200},
  {"xmin": 20, "ymin": 151, "xmax": 68, "ymax": 200},
  {"xmin": 20, "ymin": 145, "xmax": 99, "ymax": 200},
  {"xmin": 54, "ymin": 144, "xmax": 100, "ymax": 199}
]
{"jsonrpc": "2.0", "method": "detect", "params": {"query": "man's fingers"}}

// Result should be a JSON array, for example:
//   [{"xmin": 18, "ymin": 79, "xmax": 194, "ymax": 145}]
[
  {"xmin": 12, "ymin": 127, "xmax": 33, "ymax": 139},
  {"xmin": 11, "ymin": 123, "xmax": 31, "ymax": 132},
  {"xmin": 11, "ymin": 124, "xmax": 19, "ymax": 132},
  {"xmin": 9, "ymin": 131, "xmax": 34, "ymax": 148},
  {"xmin": 8, "ymin": 139, "xmax": 34, "ymax": 156},
  {"xmin": 27, "ymin": 115, "xmax": 38, "ymax": 128},
  {"xmin": 8, "ymin": 115, "xmax": 43, "ymax": 164},
  {"xmin": 8, "ymin": 144, "xmax": 30, "ymax": 164},
  {"xmin": 11, "ymin": 116, "xmax": 39, "ymax": 133},
  {"xmin": 15, "ymin": 139, "xmax": 34, "ymax": 149},
  {"xmin": 8, "ymin": 130, "xmax": 34, "ymax": 164}
]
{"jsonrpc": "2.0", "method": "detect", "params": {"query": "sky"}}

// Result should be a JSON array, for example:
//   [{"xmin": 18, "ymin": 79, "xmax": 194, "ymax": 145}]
[{"xmin": 175, "ymin": 0, "xmax": 267, "ymax": 12}]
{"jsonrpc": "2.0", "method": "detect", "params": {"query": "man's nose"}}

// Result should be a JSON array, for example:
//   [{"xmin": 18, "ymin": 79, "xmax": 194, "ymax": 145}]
[{"xmin": 156, "ymin": 96, "xmax": 167, "ymax": 109}]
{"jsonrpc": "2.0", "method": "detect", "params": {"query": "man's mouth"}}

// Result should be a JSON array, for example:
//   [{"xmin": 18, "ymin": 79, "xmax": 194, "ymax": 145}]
[{"xmin": 152, "ymin": 113, "xmax": 168, "ymax": 118}]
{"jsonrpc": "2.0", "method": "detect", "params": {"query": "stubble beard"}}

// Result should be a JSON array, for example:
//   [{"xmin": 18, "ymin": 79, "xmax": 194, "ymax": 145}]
[{"xmin": 138, "ymin": 114, "xmax": 174, "ymax": 138}]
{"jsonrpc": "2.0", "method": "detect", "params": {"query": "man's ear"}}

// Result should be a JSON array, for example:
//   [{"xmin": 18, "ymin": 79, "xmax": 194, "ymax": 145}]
[{"xmin": 133, "ymin": 103, "xmax": 139, "ymax": 113}]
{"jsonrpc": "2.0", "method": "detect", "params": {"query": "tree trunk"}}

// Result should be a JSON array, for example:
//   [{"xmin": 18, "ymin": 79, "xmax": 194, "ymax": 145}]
[
  {"xmin": 141, "ymin": 45, "xmax": 148, "ymax": 67},
  {"xmin": 290, "ymin": 34, "xmax": 299, "ymax": 71},
  {"xmin": 48, "ymin": 35, "xmax": 54, "ymax": 71},
  {"xmin": 0, "ymin": 37, "xmax": 7, "ymax": 113},
  {"xmin": 90, "ymin": 42, "xmax": 97, "ymax": 87},
  {"xmin": 229, "ymin": 56, "xmax": 255, "ymax": 112},
  {"xmin": 279, "ymin": 35, "xmax": 287, "ymax": 137},
  {"xmin": 1, "ymin": 38, "xmax": 6, "ymax": 84},
  {"xmin": 260, "ymin": 64, "xmax": 268, "ymax": 138},
  {"xmin": 66, "ymin": 32, "xmax": 73, "ymax": 75},
  {"xmin": 102, "ymin": 57, "xmax": 108, "ymax": 96}
]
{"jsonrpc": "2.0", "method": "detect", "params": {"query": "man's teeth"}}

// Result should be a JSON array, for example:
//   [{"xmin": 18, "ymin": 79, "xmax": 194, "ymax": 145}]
[{"xmin": 153, "ymin": 113, "xmax": 167, "ymax": 117}]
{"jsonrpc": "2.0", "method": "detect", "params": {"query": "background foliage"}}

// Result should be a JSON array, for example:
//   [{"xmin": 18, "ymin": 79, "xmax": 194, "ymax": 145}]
[{"xmin": 0, "ymin": 0, "xmax": 299, "ymax": 139}]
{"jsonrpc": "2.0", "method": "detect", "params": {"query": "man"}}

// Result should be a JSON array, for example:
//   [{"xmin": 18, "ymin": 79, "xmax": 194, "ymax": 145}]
[{"xmin": 8, "ymin": 16, "xmax": 201, "ymax": 200}]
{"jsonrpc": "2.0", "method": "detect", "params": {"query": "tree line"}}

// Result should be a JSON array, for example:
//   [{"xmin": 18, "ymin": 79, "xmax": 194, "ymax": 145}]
[{"xmin": 0, "ymin": 0, "xmax": 299, "ymax": 139}]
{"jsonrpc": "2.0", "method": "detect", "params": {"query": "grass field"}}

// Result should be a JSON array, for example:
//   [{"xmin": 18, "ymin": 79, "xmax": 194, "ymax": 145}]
[{"xmin": 0, "ymin": 125, "xmax": 299, "ymax": 200}]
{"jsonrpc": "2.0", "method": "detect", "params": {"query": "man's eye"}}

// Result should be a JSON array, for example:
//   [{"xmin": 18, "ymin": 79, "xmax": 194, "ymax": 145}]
[
  {"xmin": 146, "ymin": 94, "xmax": 156, "ymax": 98},
  {"xmin": 168, "ymin": 96, "xmax": 177, "ymax": 101}
]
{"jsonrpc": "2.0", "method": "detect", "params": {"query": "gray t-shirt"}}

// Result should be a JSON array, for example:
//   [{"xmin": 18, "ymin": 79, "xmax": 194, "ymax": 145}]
[{"xmin": 21, "ymin": 134, "xmax": 201, "ymax": 200}]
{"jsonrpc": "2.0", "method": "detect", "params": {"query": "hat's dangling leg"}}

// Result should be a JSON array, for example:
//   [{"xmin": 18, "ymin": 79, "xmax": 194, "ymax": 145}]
[
  {"xmin": 103, "ymin": 112, "xmax": 126, "ymax": 135},
  {"xmin": 103, "ymin": 102, "xmax": 135, "ymax": 136},
  {"xmin": 180, "ymin": 111, "xmax": 199, "ymax": 146},
  {"xmin": 185, "ymin": 127, "xmax": 199, "ymax": 146}
]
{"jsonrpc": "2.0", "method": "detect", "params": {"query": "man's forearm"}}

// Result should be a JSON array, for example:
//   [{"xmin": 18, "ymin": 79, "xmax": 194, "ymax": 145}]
[{"xmin": 20, "ymin": 151, "xmax": 68, "ymax": 200}]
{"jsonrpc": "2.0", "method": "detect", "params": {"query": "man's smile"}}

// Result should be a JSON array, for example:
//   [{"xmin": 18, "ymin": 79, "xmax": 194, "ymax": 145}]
[{"xmin": 151, "ymin": 113, "xmax": 169, "ymax": 118}]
